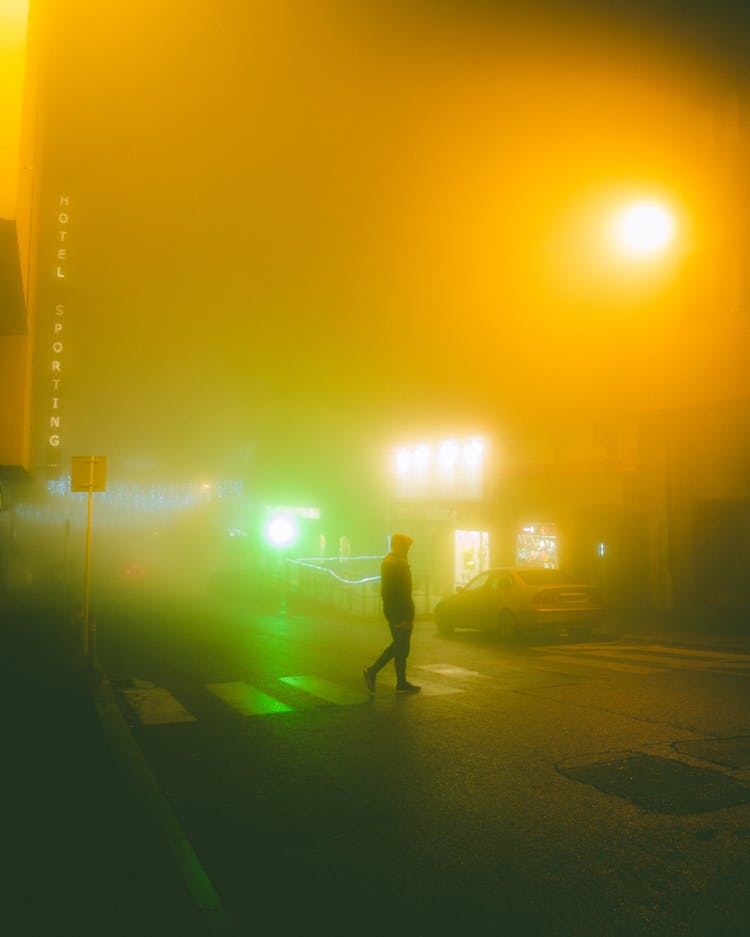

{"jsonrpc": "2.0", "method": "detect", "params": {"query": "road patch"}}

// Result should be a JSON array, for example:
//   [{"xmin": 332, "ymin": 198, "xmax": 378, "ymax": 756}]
[
  {"xmin": 557, "ymin": 751, "xmax": 750, "ymax": 814},
  {"xmin": 675, "ymin": 736, "xmax": 750, "ymax": 770}
]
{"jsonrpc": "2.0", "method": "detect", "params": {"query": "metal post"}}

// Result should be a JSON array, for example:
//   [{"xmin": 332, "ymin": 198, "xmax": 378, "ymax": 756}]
[
  {"xmin": 71, "ymin": 455, "xmax": 105, "ymax": 659},
  {"xmin": 82, "ymin": 482, "xmax": 93, "ymax": 656},
  {"xmin": 279, "ymin": 555, "xmax": 288, "ymax": 616}
]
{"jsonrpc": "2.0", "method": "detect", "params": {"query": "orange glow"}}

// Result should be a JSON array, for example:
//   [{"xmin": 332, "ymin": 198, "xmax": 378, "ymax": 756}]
[
  {"xmin": 0, "ymin": 0, "xmax": 29, "ymax": 218},
  {"xmin": 21, "ymin": 0, "xmax": 750, "ymax": 478}
]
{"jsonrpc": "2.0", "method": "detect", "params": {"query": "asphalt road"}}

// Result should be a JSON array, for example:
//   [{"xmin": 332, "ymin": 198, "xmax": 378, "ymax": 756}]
[{"xmin": 94, "ymin": 588, "xmax": 750, "ymax": 936}]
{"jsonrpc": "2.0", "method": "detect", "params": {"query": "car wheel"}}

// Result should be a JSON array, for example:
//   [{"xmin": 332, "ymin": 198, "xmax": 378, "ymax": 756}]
[
  {"xmin": 435, "ymin": 609, "xmax": 454, "ymax": 635},
  {"xmin": 497, "ymin": 609, "xmax": 520, "ymax": 642}
]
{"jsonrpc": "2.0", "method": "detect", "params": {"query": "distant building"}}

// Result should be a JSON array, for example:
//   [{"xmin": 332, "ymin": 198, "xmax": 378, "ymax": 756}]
[
  {"xmin": 0, "ymin": 3, "xmax": 36, "ymax": 588},
  {"xmin": 0, "ymin": 2, "xmax": 36, "ymax": 479}
]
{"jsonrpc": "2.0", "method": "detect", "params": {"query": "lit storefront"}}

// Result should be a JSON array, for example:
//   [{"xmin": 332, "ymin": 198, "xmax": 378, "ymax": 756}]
[
  {"xmin": 388, "ymin": 436, "xmax": 579, "ymax": 607},
  {"xmin": 388, "ymin": 436, "xmax": 494, "ymax": 602}
]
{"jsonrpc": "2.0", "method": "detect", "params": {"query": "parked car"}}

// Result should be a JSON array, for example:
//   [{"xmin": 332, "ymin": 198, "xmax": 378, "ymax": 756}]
[{"xmin": 433, "ymin": 567, "xmax": 605, "ymax": 640}]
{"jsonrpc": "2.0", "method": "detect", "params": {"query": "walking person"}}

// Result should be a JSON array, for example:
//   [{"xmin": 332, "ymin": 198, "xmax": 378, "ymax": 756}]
[{"xmin": 364, "ymin": 533, "xmax": 420, "ymax": 694}]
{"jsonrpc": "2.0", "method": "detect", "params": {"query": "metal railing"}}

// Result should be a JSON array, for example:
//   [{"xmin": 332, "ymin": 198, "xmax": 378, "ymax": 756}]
[{"xmin": 286, "ymin": 556, "xmax": 431, "ymax": 618}]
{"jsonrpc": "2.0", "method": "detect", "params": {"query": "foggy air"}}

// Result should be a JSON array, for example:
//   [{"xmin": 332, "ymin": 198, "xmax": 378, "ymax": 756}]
[
  {"xmin": 4, "ymin": 5, "xmax": 750, "ymax": 933},
  {"xmin": 2, "ymin": 0, "xmax": 749, "ymax": 613}
]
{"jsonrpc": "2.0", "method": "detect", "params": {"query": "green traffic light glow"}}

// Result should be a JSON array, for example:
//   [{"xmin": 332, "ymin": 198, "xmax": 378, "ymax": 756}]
[
  {"xmin": 207, "ymin": 682, "xmax": 293, "ymax": 716},
  {"xmin": 280, "ymin": 675, "xmax": 369, "ymax": 705},
  {"xmin": 264, "ymin": 514, "xmax": 299, "ymax": 549}
]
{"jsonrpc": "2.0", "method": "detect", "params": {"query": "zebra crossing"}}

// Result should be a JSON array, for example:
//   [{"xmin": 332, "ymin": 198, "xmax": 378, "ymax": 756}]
[
  {"xmin": 116, "ymin": 644, "xmax": 750, "ymax": 726},
  {"xmin": 532, "ymin": 642, "xmax": 750, "ymax": 677},
  {"xmin": 118, "ymin": 669, "xmax": 467, "ymax": 726}
]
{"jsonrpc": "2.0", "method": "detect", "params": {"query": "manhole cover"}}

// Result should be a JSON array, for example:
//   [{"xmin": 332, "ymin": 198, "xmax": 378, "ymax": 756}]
[
  {"xmin": 674, "ymin": 736, "xmax": 750, "ymax": 770},
  {"xmin": 558, "ymin": 752, "xmax": 750, "ymax": 814}
]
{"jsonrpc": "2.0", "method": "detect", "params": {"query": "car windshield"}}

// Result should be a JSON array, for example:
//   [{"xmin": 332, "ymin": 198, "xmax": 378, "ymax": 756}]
[
  {"xmin": 464, "ymin": 571, "xmax": 491, "ymax": 591},
  {"xmin": 516, "ymin": 568, "xmax": 576, "ymax": 586}
]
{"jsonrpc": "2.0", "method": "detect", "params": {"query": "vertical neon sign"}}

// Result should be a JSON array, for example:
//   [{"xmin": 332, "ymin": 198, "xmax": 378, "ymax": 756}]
[{"xmin": 46, "ymin": 193, "xmax": 69, "ymax": 471}]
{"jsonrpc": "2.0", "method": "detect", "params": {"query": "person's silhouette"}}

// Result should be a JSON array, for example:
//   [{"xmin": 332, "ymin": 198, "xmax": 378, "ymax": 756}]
[{"xmin": 364, "ymin": 533, "xmax": 420, "ymax": 694}]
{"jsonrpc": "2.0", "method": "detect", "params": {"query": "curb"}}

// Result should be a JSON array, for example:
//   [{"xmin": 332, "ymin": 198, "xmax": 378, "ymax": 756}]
[{"xmin": 91, "ymin": 660, "xmax": 231, "ymax": 936}]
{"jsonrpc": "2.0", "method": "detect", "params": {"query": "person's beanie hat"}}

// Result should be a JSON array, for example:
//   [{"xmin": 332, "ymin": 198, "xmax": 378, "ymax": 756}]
[{"xmin": 390, "ymin": 533, "xmax": 413, "ymax": 555}]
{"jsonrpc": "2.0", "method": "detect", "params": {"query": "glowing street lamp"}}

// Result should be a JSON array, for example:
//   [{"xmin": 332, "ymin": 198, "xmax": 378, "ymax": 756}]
[
  {"xmin": 612, "ymin": 199, "xmax": 676, "ymax": 258},
  {"xmin": 262, "ymin": 512, "xmax": 300, "ymax": 616},
  {"xmin": 263, "ymin": 513, "xmax": 299, "ymax": 550}
]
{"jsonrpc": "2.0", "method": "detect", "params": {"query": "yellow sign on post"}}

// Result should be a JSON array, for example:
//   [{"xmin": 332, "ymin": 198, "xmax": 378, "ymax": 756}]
[
  {"xmin": 71, "ymin": 455, "xmax": 107, "ymax": 492},
  {"xmin": 71, "ymin": 456, "xmax": 107, "ymax": 659}
]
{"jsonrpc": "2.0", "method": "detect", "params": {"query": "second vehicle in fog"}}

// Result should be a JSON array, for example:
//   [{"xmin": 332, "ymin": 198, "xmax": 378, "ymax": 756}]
[{"xmin": 434, "ymin": 567, "xmax": 605, "ymax": 641}]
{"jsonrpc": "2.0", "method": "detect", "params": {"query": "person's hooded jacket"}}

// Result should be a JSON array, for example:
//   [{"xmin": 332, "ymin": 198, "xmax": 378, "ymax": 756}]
[{"xmin": 380, "ymin": 533, "xmax": 415, "ymax": 625}]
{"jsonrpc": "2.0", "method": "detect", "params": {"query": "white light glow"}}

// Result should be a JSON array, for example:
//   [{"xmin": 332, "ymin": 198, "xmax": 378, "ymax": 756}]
[
  {"xmin": 438, "ymin": 440, "xmax": 459, "ymax": 471},
  {"xmin": 614, "ymin": 200, "xmax": 675, "ymax": 257},
  {"xmin": 264, "ymin": 515, "xmax": 298, "ymax": 549},
  {"xmin": 413, "ymin": 445, "xmax": 430, "ymax": 473},
  {"xmin": 391, "ymin": 436, "xmax": 487, "ymax": 499},
  {"xmin": 463, "ymin": 438, "xmax": 485, "ymax": 469},
  {"xmin": 395, "ymin": 447, "xmax": 411, "ymax": 476}
]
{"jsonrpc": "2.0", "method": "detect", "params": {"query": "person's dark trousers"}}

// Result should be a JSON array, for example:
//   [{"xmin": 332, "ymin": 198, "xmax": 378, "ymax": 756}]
[{"xmin": 371, "ymin": 621, "xmax": 412, "ymax": 685}]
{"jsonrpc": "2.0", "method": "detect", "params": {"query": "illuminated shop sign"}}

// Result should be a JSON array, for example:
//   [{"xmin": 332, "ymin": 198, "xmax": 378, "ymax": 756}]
[
  {"xmin": 392, "ymin": 437, "xmax": 487, "ymax": 500},
  {"xmin": 516, "ymin": 523, "xmax": 558, "ymax": 569},
  {"xmin": 46, "ymin": 194, "xmax": 70, "ymax": 466},
  {"xmin": 264, "ymin": 505, "xmax": 321, "ymax": 520}
]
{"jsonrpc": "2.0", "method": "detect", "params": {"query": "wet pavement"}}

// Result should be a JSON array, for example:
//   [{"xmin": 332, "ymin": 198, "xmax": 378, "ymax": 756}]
[
  {"xmin": 4, "ymin": 586, "xmax": 749, "ymax": 936},
  {"xmin": 1, "ymin": 592, "xmax": 215, "ymax": 936}
]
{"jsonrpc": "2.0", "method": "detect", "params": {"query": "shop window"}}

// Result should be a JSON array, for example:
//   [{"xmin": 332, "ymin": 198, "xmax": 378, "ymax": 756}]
[
  {"xmin": 517, "ymin": 524, "xmax": 558, "ymax": 568},
  {"xmin": 454, "ymin": 529, "xmax": 490, "ymax": 587}
]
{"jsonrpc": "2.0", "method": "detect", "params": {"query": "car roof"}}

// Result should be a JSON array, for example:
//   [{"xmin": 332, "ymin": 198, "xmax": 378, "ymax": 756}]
[{"xmin": 478, "ymin": 567, "xmax": 568, "ymax": 576}]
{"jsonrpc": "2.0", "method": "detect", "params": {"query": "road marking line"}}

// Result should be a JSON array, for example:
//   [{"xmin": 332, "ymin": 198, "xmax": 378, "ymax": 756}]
[
  {"xmin": 279, "ymin": 675, "xmax": 370, "ymax": 706},
  {"xmin": 618, "ymin": 644, "xmax": 750, "ymax": 662},
  {"xmin": 535, "ymin": 655, "xmax": 666, "ymax": 675},
  {"xmin": 206, "ymin": 681, "xmax": 294, "ymax": 716},
  {"xmin": 121, "ymin": 687, "xmax": 197, "ymax": 725},
  {"xmin": 552, "ymin": 646, "xmax": 750, "ymax": 673}
]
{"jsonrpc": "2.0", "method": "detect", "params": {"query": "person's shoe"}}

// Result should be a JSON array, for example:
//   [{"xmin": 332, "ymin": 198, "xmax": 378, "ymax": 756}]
[
  {"xmin": 363, "ymin": 667, "xmax": 376, "ymax": 694},
  {"xmin": 396, "ymin": 681, "xmax": 421, "ymax": 693}
]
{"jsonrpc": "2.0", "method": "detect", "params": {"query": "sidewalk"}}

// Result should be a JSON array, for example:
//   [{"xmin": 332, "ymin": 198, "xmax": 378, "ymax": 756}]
[
  {"xmin": 607, "ymin": 604, "xmax": 750, "ymax": 652},
  {"xmin": 1, "ymin": 591, "xmax": 216, "ymax": 937}
]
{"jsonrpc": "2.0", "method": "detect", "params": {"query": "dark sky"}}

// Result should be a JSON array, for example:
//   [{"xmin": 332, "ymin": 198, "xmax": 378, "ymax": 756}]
[{"xmin": 33, "ymin": 0, "xmax": 750, "ymax": 499}]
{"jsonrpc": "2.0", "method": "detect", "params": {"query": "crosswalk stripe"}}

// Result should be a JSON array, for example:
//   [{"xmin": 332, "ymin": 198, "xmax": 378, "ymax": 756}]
[
  {"xmin": 121, "ymin": 687, "xmax": 197, "ymax": 725},
  {"xmin": 206, "ymin": 681, "xmax": 294, "ymax": 716},
  {"xmin": 406, "ymin": 678, "xmax": 464, "ymax": 696},
  {"xmin": 279, "ymin": 675, "xmax": 370, "ymax": 705},
  {"xmin": 419, "ymin": 665, "xmax": 483, "ymax": 678}
]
